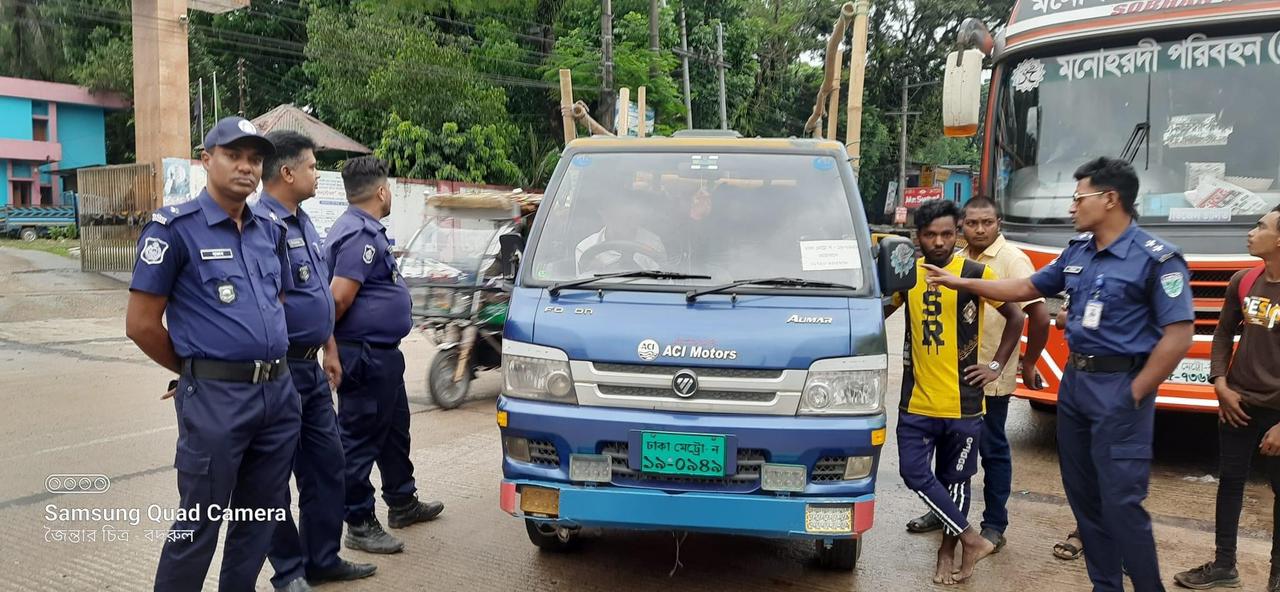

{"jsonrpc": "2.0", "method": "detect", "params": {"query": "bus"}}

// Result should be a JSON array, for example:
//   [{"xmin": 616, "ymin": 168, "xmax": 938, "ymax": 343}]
[{"xmin": 942, "ymin": 0, "xmax": 1280, "ymax": 413}]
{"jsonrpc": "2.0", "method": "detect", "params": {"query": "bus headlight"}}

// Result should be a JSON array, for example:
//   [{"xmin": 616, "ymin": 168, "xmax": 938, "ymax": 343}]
[
  {"xmin": 502, "ymin": 340, "xmax": 576, "ymax": 403},
  {"xmin": 798, "ymin": 355, "xmax": 888, "ymax": 416}
]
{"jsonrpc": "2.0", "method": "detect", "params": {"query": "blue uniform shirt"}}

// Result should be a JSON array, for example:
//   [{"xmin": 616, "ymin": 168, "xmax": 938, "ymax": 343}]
[
  {"xmin": 130, "ymin": 190, "xmax": 293, "ymax": 361},
  {"xmin": 326, "ymin": 206, "xmax": 412, "ymax": 345},
  {"xmin": 1030, "ymin": 222, "xmax": 1194, "ymax": 356},
  {"xmin": 259, "ymin": 192, "xmax": 336, "ymax": 347}
]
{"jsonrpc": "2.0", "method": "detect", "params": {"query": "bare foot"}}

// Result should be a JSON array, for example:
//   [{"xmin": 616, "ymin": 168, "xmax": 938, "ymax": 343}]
[
  {"xmin": 954, "ymin": 528, "xmax": 996, "ymax": 582},
  {"xmin": 934, "ymin": 535, "xmax": 958, "ymax": 585}
]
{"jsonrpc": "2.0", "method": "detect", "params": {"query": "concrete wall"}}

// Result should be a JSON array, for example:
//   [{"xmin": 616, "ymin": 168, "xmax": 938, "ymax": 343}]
[
  {"xmin": 55, "ymin": 104, "xmax": 107, "ymax": 170},
  {"xmin": 0, "ymin": 161, "xmax": 8, "ymax": 206},
  {"xmin": 0, "ymin": 97, "xmax": 33, "ymax": 140}
]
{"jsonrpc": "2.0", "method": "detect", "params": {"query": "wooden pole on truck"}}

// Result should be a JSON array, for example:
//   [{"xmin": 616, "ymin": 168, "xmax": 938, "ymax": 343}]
[
  {"xmin": 803, "ymin": 2, "xmax": 854, "ymax": 138},
  {"xmin": 618, "ymin": 87, "xmax": 631, "ymax": 136},
  {"xmin": 825, "ymin": 50, "xmax": 843, "ymax": 140},
  {"xmin": 846, "ymin": 0, "xmax": 870, "ymax": 170},
  {"xmin": 637, "ymin": 86, "xmax": 647, "ymax": 137},
  {"xmin": 559, "ymin": 69, "xmax": 576, "ymax": 144}
]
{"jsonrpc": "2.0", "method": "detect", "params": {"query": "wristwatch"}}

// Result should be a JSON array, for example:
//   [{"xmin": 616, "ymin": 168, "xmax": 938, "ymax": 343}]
[{"xmin": 988, "ymin": 361, "xmax": 1002, "ymax": 372}]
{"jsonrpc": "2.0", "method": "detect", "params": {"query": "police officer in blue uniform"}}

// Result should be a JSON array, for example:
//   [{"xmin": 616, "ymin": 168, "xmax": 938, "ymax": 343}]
[
  {"xmin": 126, "ymin": 117, "xmax": 302, "ymax": 591},
  {"xmin": 258, "ymin": 131, "xmax": 377, "ymax": 591},
  {"xmin": 326, "ymin": 156, "xmax": 444, "ymax": 554},
  {"xmin": 925, "ymin": 157, "xmax": 1194, "ymax": 592}
]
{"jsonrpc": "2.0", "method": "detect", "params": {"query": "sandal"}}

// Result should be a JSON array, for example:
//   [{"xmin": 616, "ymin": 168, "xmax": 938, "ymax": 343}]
[
  {"xmin": 906, "ymin": 511, "xmax": 943, "ymax": 533},
  {"xmin": 1053, "ymin": 530, "xmax": 1084, "ymax": 560}
]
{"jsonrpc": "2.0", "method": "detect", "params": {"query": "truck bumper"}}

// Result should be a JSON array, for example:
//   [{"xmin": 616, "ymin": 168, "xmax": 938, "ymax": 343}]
[{"xmin": 500, "ymin": 479, "xmax": 875, "ymax": 540}]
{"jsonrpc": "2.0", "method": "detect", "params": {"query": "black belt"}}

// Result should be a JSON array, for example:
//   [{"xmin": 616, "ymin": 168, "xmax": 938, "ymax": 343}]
[
  {"xmin": 1067, "ymin": 352, "xmax": 1148, "ymax": 373},
  {"xmin": 287, "ymin": 343, "xmax": 323, "ymax": 361},
  {"xmin": 337, "ymin": 339, "xmax": 400, "ymax": 350},
  {"xmin": 183, "ymin": 358, "xmax": 288, "ymax": 384}
]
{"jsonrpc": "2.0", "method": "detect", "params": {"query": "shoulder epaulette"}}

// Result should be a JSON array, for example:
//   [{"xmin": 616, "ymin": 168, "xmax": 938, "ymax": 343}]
[
  {"xmin": 149, "ymin": 200, "xmax": 200, "ymax": 226},
  {"xmin": 1137, "ymin": 233, "xmax": 1181, "ymax": 263}
]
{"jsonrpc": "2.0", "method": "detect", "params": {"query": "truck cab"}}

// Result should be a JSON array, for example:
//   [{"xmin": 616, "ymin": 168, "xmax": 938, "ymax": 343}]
[{"xmin": 495, "ymin": 131, "xmax": 915, "ymax": 569}]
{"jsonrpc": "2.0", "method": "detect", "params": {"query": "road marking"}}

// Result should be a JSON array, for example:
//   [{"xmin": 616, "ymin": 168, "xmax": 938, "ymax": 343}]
[{"xmin": 0, "ymin": 425, "xmax": 176, "ymax": 463}]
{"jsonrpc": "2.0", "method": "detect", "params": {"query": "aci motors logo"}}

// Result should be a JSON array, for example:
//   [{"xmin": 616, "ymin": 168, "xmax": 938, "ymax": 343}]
[
  {"xmin": 47, "ymin": 474, "xmax": 111, "ymax": 494},
  {"xmin": 636, "ymin": 338, "xmax": 739, "ymax": 361}
]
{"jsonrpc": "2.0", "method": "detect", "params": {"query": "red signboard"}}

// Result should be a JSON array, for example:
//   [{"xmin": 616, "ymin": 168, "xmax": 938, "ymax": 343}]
[{"xmin": 903, "ymin": 187, "xmax": 944, "ymax": 209}]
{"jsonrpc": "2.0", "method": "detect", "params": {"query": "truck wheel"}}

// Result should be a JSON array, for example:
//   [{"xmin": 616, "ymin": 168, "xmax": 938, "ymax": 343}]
[
  {"xmin": 19, "ymin": 227, "xmax": 38, "ymax": 242},
  {"xmin": 524, "ymin": 519, "xmax": 581, "ymax": 552},
  {"xmin": 1029, "ymin": 400, "xmax": 1057, "ymax": 413},
  {"xmin": 816, "ymin": 537, "xmax": 861, "ymax": 570},
  {"xmin": 427, "ymin": 349, "xmax": 471, "ymax": 410}
]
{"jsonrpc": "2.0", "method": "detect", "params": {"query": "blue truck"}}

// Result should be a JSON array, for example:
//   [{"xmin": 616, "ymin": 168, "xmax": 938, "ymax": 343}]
[
  {"xmin": 1, "ymin": 200, "xmax": 77, "ymax": 241},
  {"xmin": 493, "ymin": 131, "xmax": 917, "ymax": 569}
]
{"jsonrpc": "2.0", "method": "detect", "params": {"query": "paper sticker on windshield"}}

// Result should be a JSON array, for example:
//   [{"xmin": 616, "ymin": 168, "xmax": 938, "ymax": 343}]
[
  {"xmin": 799, "ymin": 240, "xmax": 861, "ymax": 272},
  {"xmin": 813, "ymin": 157, "xmax": 835, "ymax": 171},
  {"xmin": 571, "ymin": 155, "xmax": 592, "ymax": 167},
  {"xmin": 1169, "ymin": 207, "xmax": 1231, "ymax": 223},
  {"xmin": 1164, "ymin": 114, "xmax": 1233, "ymax": 148},
  {"xmin": 1012, "ymin": 58, "xmax": 1046, "ymax": 93}
]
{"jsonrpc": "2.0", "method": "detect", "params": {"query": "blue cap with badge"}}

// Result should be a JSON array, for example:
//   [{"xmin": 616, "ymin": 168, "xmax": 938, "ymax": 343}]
[{"xmin": 202, "ymin": 116, "xmax": 275, "ymax": 155}]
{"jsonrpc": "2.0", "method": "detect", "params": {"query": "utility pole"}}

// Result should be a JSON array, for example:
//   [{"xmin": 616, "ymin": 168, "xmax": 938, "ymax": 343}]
[
  {"xmin": 679, "ymin": 8, "xmax": 692, "ymax": 129},
  {"xmin": 197, "ymin": 77, "xmax": 205, "ymax": 137},
  {"xmin": 649, "ymin": 0, "xmax": 660, "ymax": 79},
  {"xmin": 886, "ymin": 76, "xmax": 939, "ymax": 209},
  {"xmin": 236, "ymin": 57, "xmax": 246, "ymax": 117},
  {"xmin": 715, "ymin": 22, "xmax": 727, "ymax": 130},
  {"xmin": 212, "ymin": 70, "xmax": 220, "ymax": 121},
  {"xmin": 601, "ymin": 0, "xmax": 615, "ymax": 132}
]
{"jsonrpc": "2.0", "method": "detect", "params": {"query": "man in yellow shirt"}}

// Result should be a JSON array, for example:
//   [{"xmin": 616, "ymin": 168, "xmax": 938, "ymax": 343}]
[{"xmin": 886, "ymin": 199, "xmax": 1026, "ymax": 585}]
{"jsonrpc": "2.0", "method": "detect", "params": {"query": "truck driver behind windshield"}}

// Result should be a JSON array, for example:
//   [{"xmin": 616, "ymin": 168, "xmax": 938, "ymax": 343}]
[{"xmin": 574, "ymin": 188, "xmax": 668, "ymax": 275}]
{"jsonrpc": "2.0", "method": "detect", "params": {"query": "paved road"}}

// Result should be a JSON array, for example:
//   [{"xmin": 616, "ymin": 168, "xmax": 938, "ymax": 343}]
[{"xmin": 0, "ymin": 246, "xmax": 1273, "ymax": 591}]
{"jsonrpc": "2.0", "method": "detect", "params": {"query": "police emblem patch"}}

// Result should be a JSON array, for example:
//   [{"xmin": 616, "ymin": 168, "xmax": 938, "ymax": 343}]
[
  {"xmin": 963, "ymin": 300, "xmax": 977, "ymax": 324},
  {"xmin": 217, "ymin": 281, "xmax": 237, "ymax": 304},
  {"xmin": 139, "ymin": 238, "xmax": 169, "ymax": 265},
  {"xmin": 238, "ymin": 120, "xmax": 258, "ymax": 134},
  {"xmin": 362, "ymin": 244, "xmax": 375, "ymax": 264},
  {"xmin": 1160, "ymin": 272, "xmax": 1185, "ymax": 298},
  {"xmin": 890, "ymin": 243, "xmax": 915, "ymax": 277},
  {"xmin": 298, "ymin": 265, "xmax": 311, "ymax": 283}
]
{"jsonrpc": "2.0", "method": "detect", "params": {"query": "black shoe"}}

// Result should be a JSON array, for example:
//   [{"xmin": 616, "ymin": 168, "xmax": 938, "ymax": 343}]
[
  {"xmin": 344, "ymin": 517, "xmax": 404, "ymax": 554},
  {"xmin": 1174, "ymin": 561, "xmax": 1241, "ymax": 589},
  {"xmin": 387, "ymin": 498, "xmax": 445, "ymax": 529},
  {"xmin": 980, "ymin": 527, "xmax": 1007, "ymax": 554},
  {"xmin": 275, "ymin": 577, "xmax": 312, "ymax": 592},
  {"xmin": 905, "ymin": 511, "xmax": 943, "ymax": 533},
  {"xmin": 307, "ymin": 559, "xmax": 377, "ymax": 583}
]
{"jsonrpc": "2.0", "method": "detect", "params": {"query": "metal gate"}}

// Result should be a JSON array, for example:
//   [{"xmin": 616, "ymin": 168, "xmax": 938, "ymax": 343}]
[{"xmin": 76, "ymin": 163, "xmax": 155, "ymax": 272}]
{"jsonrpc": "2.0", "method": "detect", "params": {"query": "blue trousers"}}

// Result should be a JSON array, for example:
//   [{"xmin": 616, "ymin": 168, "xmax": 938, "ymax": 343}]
[
  {"xmin": 154, "ymin": 372, "xmax": 301, "ymax": 592},
  {"xmin": 336, "ymin": 342, "xmax": 417, "ymax": 524},
  {"xmin": 1058, "ymin": 367, "xmax": 1164, "ymax": 592},
  {"xmin": 979, "ymin": 395, "xmax": 1013, "ymax": 534},
  {"xmin": 898, "ymin": 412, "xmax": 983, "ymax": 536},
  {"xmin": 268, "ymin": 358, "xmax": 347, "ymax": 588}
]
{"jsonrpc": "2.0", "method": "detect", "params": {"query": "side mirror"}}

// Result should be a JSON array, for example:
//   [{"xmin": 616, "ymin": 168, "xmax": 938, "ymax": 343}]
[
  {"xmin": 942, "ymin": 49, "xmax": 985, "ymax": 138},
  {"xmin": 877, "ymin": 236, "xmax": 918, "ymax": 296},
  {"xmin": 498, "ymin": 232, "xmax": 525, "ymax": 279}
]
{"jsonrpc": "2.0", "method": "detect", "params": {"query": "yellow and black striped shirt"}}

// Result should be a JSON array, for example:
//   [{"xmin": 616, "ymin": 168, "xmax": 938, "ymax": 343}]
[{"xmin": 894, "ymin": 256, "xmax": 1000, "ymax": 419}]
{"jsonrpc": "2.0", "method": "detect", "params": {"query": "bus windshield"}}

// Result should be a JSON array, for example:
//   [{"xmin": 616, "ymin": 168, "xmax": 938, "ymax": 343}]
[
  {"xmin": 995, "ymin": 29, "xmax": 1280, "ymax": 227},
  {"xmin": 526, "ymin": 152, "xmax": 867, "ymax": 290}
]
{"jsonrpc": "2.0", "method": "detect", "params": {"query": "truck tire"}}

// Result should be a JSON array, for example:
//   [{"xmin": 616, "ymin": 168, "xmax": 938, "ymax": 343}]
[
  {"xmin": 427, "ymin": 349, "xmax": 471, "ymax": 410},
  {"xmin": 524, "ymin": 519, "xmax": 581, "ymax": 552},
  {"xmin": 19, "ymin": 227, "xmax": 38, "ymax": 242},
  {"xmin": 816, "ymin": 537, "xmax": 861, "ymax": 570}
]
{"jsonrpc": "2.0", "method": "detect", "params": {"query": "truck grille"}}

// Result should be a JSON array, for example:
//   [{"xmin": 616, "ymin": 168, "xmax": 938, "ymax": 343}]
[
  {"xmin": 591, "ymin": 363, "xmax": 784, "ymax": 380},
  {"xmin": 600, "ymin": 442, "xmax": 767, "ymax": 492},
  {"xmin": 528, "ymin": 439, "xmax": 560, "ymax": 466},
  {"xmin": 597, "ymin": 384, "xmax": 776, "ymax": 403},
  {"xmin": 811, "ymin": 456, "xmax": 848, "ymax": 482},
  {"xmin": 1190, "ymin": 267, "xmax": 1247, "ymax": 336}
]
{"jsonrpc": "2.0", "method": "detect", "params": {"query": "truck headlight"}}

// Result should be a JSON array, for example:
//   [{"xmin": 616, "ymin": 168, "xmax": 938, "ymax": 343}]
[
  {"xmin": 502, "ymin": 340, "xmax": 576, "ymax": 402},
  {"xmin": 799, "ymin": 355, "xmax": 888, "ymax": 415}
]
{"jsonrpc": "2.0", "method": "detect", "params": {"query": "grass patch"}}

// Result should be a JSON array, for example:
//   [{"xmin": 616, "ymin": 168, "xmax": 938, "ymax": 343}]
[{"xmin": 0, "ymin": 238, "xmax": 77, "ymax": 258}]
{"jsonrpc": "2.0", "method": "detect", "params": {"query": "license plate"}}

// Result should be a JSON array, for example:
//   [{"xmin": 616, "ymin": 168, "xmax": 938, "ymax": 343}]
[
  {"xmin": 1168, "ymin": 358, "xmax": 1211, "ymax": 385},
  {"xmin": 639, "ymin": 431, "xmax": 727, "ymax": 477}
]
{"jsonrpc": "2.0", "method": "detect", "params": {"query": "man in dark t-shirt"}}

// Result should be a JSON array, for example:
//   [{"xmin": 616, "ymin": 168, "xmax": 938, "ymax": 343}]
[{"xmin": 1175, "ymin": 204, "xmax": 1280, "ymax": 591}]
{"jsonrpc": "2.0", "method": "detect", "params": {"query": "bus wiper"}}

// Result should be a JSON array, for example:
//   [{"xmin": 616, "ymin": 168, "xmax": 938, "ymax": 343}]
[
  {"xmin": 1120, "ymin": 121, "xmax": 1150, "ymax": 165},
  {"xmin": 686, "ymin": 277, "xmax": 857, "ymax": 302},
  {"xmin": 548, "ymin": 270, "xmax": 711, "ymax": 297}
]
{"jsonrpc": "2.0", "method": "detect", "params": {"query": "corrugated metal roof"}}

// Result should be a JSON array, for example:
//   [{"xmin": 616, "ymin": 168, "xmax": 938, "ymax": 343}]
[{"xmin": 251, "ymin": 104, "xmax": 372, "ymax": 154}]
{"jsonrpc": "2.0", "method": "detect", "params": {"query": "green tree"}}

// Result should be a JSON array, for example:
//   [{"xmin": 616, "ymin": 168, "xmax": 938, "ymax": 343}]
[{"xmin": 376, "ymin": 115, "xmax": 524, "ymax": 186}]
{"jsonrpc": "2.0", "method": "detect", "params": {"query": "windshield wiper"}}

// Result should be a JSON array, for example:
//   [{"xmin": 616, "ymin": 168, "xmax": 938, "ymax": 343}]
[
  {"xmin": 686, "ymin": 276, "xmax": 857, "ymax": 302},
  {"xmin": 548, "ymin": 270, "xmax": 711, "ymax": 297}
]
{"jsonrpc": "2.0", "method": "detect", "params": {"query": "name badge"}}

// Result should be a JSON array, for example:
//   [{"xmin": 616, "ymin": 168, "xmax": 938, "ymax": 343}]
[
  {"xmin": 287, "ymin": 238, "xmax": 306, "ymax": 249},
  {"xmin": 1064, "ymin": 265, "xmax": 1083, "ymax": 274},
  {"xmin": 1082, "ymin": 300, "xmax": 1103, "ymax": 329},
  {"xmin": 200, "ymin": 249, "xmax": 234, "ymax": 261}
]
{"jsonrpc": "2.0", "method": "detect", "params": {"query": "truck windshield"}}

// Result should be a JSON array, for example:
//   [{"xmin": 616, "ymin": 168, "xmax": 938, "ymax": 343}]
[
  {"xmin": 526, "ymin": 152, "xmax": 866, "ymax": 290},
  {"xmin": 995, "ymin": 29, "xmax": 1280, "ymax": 227}
]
